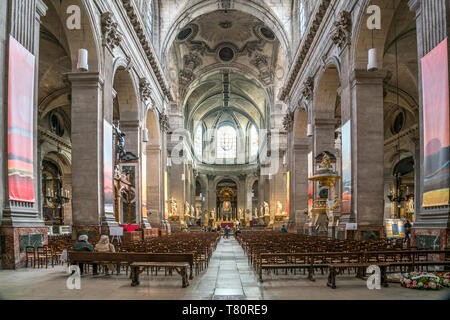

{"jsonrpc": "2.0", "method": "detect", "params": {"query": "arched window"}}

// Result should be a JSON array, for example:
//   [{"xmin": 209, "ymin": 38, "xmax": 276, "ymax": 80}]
[
  {"xmin": 145, "ymin": 1, "xmax": 153, "ymax": 38},
  {"xmin": 299, "ymin": 1, "xmax": 307, "ymax": 38},
  {"xmin": 217, "ymin": 125, "xmax": 237, "ymax": 159},
  {"xmin": 249, "ymin": 125, "xmax": 258, "ymax": 159},
  {"xmin": 194, "ymin": 125, "xmax": 203, "ymax": 158}
]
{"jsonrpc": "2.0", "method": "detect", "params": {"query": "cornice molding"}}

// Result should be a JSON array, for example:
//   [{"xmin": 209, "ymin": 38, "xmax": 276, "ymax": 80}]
[
  {"xmin": 121, "ymin": 0, "xmax": 174, "ymax": 102},
  {"xmin": 279, "ymin": 0, "xmax": 332, "ymax": 102}
]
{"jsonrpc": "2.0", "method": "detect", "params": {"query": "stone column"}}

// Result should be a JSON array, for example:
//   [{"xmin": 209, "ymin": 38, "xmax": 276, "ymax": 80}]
[
  {"xmin": 350, "ymin": 70, "xmax": 386, "ymax": 240},
  {"xmin": 313, "ymin": 118, "xmax": 336, "ymax": 156},
  {"xmin": 293, "ymin": 138, "xmax": 309, "ymax": 227},
  {"xmin": 146, "ymin": 144, "xmax": 161, "ymax": 226},
  {"xmin": 68, "ymin": 72, "xmax": 117, "ymax": 240},
  {"xmin": 408, "ymin": 0, "xmax": 450, "ymax": 249},
  {"xmin": 0, "ymin": 0, "xmax": 48, "ymax": 269}
]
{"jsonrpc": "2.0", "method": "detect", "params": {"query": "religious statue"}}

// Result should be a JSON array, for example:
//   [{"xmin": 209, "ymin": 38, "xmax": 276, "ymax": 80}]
[
  {"xmin": 319, "ymin": 152, "xmax": 332, "ymax": 170},
  {"xmin": 264, "ymin": 202, "xmax": 270, "ymax": 217},
  {"xmin": 195, "ymin": 207, "xmax": 201, "ymax": 220},
  {"xmin": 184, "ymin": 202, "xmax": 190, "ymax": 219},
  {"xmin": 245, "ymin": 209, "xmax": 250, "ymax": 227},
  {"xmin": 254, "ymin": 208, "xmax": 259, "ymax": 220},
  {"xmin": 238, "ymin": 208, "xmax": 244, "ymax": 221},
  {"xmin": 114, "ymin": 123, "xmax": 127, "ymax": 160},
  {"xmin": 210, "ymin": 208, "xmax": 216, "ymax": 220},
  {"xmin": 260, "ymin": 205, "xmax": 264, "ymax": 218},
  {"xmin": 204, "ymin": 210, "xmax": 209, "ymax": 227},
  {"xmin": 276, "ymin": 201, "xmax": 283, "ymax": 215},
  {"xmin": 168, "ymin": 197, "xmax": 179, "ymax": 220},
  {"xmin": 191, "ymin": 205, "xmax": 195, "ymax": 218},
  {"xmin": 275, "ymin": 201, "xmax": 284, "ymax": 221},
  {"xmin": 222, "ymin": 201, "xmax": 231, "ymax": 221}
]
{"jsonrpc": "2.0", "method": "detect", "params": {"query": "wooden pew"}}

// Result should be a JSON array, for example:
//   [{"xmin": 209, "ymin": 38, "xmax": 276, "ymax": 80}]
[{"xmin": 68, "ymin": 251, "xmax": 195, "ymax": 283}]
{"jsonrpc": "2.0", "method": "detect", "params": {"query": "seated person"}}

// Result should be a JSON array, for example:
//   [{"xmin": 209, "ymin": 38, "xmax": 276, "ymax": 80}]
[
  {"xmin": 94, "ymin": 235, "xmax": 116, "ymax": 275},
  {"xmin": 280, "ymin": 225, "xmax": 287, "ymax": 233},
  {"xmin": 72, "ymin": 235, "xmax": 98, "ymax": 275}
]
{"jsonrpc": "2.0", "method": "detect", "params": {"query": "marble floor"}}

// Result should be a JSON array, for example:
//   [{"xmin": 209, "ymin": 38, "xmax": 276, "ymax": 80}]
[{"xmin": 0, "ymin": 237, "xmax": 448, "ymax": 300}]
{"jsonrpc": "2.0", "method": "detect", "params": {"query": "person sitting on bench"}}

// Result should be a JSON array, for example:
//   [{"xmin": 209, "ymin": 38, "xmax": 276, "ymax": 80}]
[
  {"xmin": 72, "ymin": 235, "xmax": 98, "ymax": 275},
  {"xmin": 94, "ymin": 235, "xmax": 116, "ymax": 275}
]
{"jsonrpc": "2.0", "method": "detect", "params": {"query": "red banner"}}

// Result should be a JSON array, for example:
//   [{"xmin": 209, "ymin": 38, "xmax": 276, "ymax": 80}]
[{"xmin": 8, "ymin": 36, "xmax": 35, "ymax": 203}]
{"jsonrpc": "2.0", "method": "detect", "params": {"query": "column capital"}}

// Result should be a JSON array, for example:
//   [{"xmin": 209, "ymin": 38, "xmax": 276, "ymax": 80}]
[
  {"xmin": 36, "ymin": 0, "xmax": 48, "ymax": 17},
  {"xmin": 120, "ymin": 119, "xmax": 140, "ymax": 128},
  {"xmin": 294, "ymin": 138, "xmax": 309, "ymax": 150},
  {"xmin": 314, "ymin": 118, "xmax": 338, "ymax": 127},
  {"xmin": 67, "ymin": 72, "xmax": 105, "ymax": 87},
  {"xmin": 408, "ymin": 0, "xmax": 420, "ymax": 13},
  {"xmin": 350, "ymin": 69, "xmax": 388, "ymax": 86}
]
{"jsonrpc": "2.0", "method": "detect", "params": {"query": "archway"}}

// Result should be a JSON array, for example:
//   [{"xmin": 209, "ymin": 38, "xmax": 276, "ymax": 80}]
[
  {"xmin": 216, "ymin": 179, "xmax": 238, "ymax": 222},
  {"xmin": 112, "ymin": 67, "xmax": 141, "ymax": 225}
]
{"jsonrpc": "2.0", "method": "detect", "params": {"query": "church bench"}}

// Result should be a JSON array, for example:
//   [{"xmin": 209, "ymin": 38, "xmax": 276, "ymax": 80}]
[
  {"xmin": 68, "ymin": 251, "xmax": 195, "ymax": 280},
  {"xmin": 130, "ymin": 262, "xmax": 190, "ymax": 288},
  {"xmin": 327, "ymin": 262, "xmax": 390, "ymax": 289}
]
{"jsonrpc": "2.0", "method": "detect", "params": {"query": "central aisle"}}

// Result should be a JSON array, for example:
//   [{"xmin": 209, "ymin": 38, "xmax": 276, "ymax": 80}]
[{"xmin": 195, "ymin": 236, "xmax": 263, "ymax": 300}]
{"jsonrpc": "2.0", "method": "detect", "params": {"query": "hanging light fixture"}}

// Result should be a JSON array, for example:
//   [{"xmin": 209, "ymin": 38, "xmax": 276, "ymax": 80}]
[
  {"xmin": 143, "ymin": 128, "xmax": 149, "ymax": 142},
  {"xmin": 77, "ymin": 49, "xmax": 89, "ymax": 72},
  {"xmin": 367, "ymin": 29, "xmax": 379, "ymax": 71},
  {"xmin": 306, "ymin": 123, "xmax": 313, "ymax": 137}
]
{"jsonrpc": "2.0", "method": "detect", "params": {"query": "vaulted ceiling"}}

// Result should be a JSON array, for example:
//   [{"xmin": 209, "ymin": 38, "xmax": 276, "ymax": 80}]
[{"xmin": 166, "ymin": 10, "xmax": 285, "ymax": 133}]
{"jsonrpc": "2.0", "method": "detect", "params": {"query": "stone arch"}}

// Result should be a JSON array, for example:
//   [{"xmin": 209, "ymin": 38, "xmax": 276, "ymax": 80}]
[
  {"xmin": 351, "ymin": 0, "xmax": 397, "ymax": 70},
  {"xmin": 44, "ymin": 0, "xmax": 102, "ymax": 72},
  {"xmin": 313, "ymin": 66, "xmax": 341, "ymax": 118},
  {"xmin": 113, "ymin": 67, "xmax": 140, "ymax": 122}
]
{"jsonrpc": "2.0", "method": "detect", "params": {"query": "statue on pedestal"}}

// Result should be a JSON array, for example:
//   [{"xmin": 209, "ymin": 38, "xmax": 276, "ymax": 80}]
[
  {"xmin": 238, "ymin": 208, "xmax": 244, "ymax": 221},
  {"xmin": 204, "ymin": 210, "xmax": 209, "ymax": 227},
  {"xmin": 210, "ymin": 208, "xmax": 216, "ymax": 226},
  {"xmin": 264, "ymin": 202, "xmax": 270, "ymax": 217},
  {"xmin": 191, "ymin": 205, "xmax": 195, "ymax": 219},
  {"xmin": 184, "ymin": 202, "xmax": 190, "ymax": 220},
  {"xmin": 168, "ymin": 197, "xmax": 179, "ymax": 221}
]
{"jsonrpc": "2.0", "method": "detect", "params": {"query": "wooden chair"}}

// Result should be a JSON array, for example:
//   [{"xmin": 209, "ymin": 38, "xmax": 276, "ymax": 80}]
[
  {"xmin": 25, "ymin": 246, "xmax": 36, "ymax": 268},
  {"xmin": 35, "ymin": 246, "xmax": 51, "ymax": 269}
]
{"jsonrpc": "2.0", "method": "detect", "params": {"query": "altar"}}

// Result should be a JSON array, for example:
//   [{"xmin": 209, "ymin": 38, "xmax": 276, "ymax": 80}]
[{"xmin": 220, "ymin": 222, "xmax": 234, "ymax": 228}]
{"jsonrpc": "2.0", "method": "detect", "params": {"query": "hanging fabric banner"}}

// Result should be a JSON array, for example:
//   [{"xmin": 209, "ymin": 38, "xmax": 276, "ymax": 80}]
[
  {"xmin": 104, "ymin": 120, "xmax": 114, "ymax": 213},
  {"xmin": 8, "ymin": 36, "xmax": 35, "ymax": 203},
  {"xmin": 341, "ymin": 120, "xmax": 352, "ymax": 213},
  {"xmin": 421, "ymin": 38, "xmax": 450, "ymax": 207},
  {"xmin": 142, "ymin": 153, "xmax": 147, "ymax": 218}
]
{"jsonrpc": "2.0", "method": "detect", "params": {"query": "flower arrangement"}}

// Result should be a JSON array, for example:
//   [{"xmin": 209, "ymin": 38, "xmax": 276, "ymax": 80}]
[
  {"xmin": 437, "ymin": 272, "xmax": 450, "ymax": 287},
  {"xmin": 401, "ymin": 272, "xmax": 442, "ymax": 290}
]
